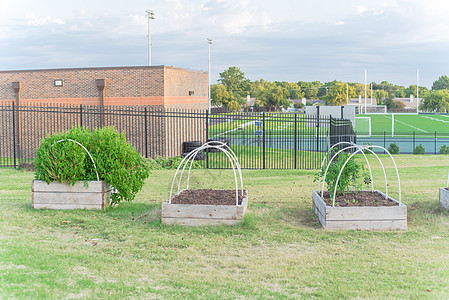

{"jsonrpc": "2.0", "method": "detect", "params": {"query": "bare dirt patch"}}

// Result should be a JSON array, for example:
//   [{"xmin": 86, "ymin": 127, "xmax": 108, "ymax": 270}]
[
  {"xmin": 171, "ymin": 189, "xmax": 246, "ymax": 205},
  {"xmin": 321, "ymin": 191, "xmax": 399, "ymax": 207}
]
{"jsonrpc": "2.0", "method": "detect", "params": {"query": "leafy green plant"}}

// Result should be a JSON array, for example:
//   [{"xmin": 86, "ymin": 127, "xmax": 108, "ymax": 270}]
[
  {"xmin": 413, "ymin": 144, "xmax": 425, "ymax": 155},
  {"xmin": 440, "ymin": 144, "xmax": 449, "ymax": 154},
  {"xmin": 34, "ymin": 127, "xmax": 151, "ymax": 205},
  {"xmin": 388, "ymin": 142, "xmax": 400, "ymax": 154},
  {"xmin": 315, "ymin": 151, "xmax": 369, "ymax": 198},
  {"xmin": 148, "ymin": 156, "xmax": 203, "ymax": 170}
]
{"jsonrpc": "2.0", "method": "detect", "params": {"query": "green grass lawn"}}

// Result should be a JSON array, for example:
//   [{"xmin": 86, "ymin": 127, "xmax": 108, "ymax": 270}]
[
  {"xmin": 2, "ymin": 155, "xmax": 449, "ymax": 298},
  {"xmin": 355, "ymin": 114, "xmax": 449, "ymax": 136}
]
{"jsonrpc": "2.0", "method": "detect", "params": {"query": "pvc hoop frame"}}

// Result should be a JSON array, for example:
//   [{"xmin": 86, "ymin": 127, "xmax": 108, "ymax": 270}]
[
  {"xmin": 320, "ymin": 145, "xmax": 386, "ymax": 201},
  {"xmin": 318, "ymin": 142, "xmax": 374, "ymax": 193},
  {"xmin": 51, "ymin": 139, "xmax": 100, "ymax": 181},
  {"xmin": 169, "ymin": 141, "xmax": 243, "ymax": 206},
  {"xmin": 447, "ymin": 170, "xmax": 449, "ymax": 188},
  {"xmin": 326, "ymin": 145, "xmax": 401, "ymax": 207}
]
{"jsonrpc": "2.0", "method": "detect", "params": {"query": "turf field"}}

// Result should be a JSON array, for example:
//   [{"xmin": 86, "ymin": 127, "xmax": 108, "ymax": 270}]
[{"xmin": 355, "ymin": 114, "xmax": 449, "ymax": 136}]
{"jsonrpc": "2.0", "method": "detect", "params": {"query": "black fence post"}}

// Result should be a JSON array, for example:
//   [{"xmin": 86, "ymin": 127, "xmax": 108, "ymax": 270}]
[
  {"xmin": 341, "ymin": 106, "xmax": 344, "ymax": 119},
  {"xmin": 435, "ymin": 131, "xmax": 437, "ymax": 154},
  {"xmin": 206, "ymin": 109, "xmax": 209, "ymax": 169},
  {"xmin": 79, "ymin": 104, "xmax": 83, "ymax": 127},
  {"xmin": 262, "ymin": 112, "xmax": 265, "ymax": 169},
  {"xmin": 294, "ymin": 113, "xmax": 297, "ymax": 169},
  {"xmin": 413, "ymin": 131, "xmax": 415, "ymax": 152},
  {"xmin": 316, "ymin": 106, "xmax": 320, "ymax": 153},
  {"xmin": 383, "ymin": 131, "xmax": 386, "ymax": 154},
  {"xmin": 144, "ymin": 107, "xmax": 148, "ymax": 158},
  {"xmin": 12, "ymin": 103, "xmax": 16, "ymax": 168}
]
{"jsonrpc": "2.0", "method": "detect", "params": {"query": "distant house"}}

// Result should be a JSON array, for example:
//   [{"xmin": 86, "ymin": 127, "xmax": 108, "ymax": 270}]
[{"xmin": 393, "ymin": 96, "xmax": 422, "ymax": 109}]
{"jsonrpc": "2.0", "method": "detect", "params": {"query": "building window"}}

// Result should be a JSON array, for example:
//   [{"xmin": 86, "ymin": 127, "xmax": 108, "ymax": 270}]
[{"xmin": 54, "ymin": 79, "xmax": 63, "ymax": 87}]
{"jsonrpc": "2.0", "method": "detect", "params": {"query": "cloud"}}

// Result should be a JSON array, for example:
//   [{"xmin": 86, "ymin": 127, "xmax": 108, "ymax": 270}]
[{"xmin": 25, "ymin": 12, "xmax": 66, "ymax": 26}]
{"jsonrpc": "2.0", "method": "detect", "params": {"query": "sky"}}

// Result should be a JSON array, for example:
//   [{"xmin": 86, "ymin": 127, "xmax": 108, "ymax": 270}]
[{"xmin": 1, "ymin": 0, "xmax": 449, "ymax": 88}]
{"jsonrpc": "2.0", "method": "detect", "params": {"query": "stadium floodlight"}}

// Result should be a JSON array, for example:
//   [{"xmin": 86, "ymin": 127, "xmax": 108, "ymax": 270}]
[{"xmin": 146, "ymin": 10, "xmax": 155, "ymax": 66}]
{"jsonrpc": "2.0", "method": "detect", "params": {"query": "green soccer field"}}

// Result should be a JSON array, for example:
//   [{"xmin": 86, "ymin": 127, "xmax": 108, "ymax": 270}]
[{"xmin": 355, "ymin": 114, "xmax": 449, "ymax": 136}]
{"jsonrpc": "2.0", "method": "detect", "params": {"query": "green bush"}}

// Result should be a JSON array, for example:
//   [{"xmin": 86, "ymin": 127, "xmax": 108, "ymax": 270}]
[
  {"xmin": 440, "ymin": 144, "xmax": 449, "ymax": 154},
  {"xmin": 388, "ymin": 142, "xmax": 400, "ymax": 154},
  {"xmin": 34, "ymin": 127, "xmax": 151, "ymax": 205},
  {"xmin": 315, "ymin": 151, "xmax": 369, "ymax": 198},
  {"xmin": 148, "ymin": 156, "xmax": 203, "ymax": 170},
  {"xmin": 413, "ymin": 144, "xmax": 425, "ymax": 155}
]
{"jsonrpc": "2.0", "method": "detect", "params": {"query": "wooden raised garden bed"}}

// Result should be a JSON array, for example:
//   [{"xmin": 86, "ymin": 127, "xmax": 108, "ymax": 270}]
[
  {"xmin": 439, "ymin": 187, "xmax": 449, "ymax": 209},
  {"xmin": 162, "ymin": 189, "xmax": 248, "ymax": 225},
  {"xmin": 164, "ymin": 141, "xmax": 248, "ymax": 226},
  {"xmin": 32, "ymin": 179, "xmax": 112, "ymax": 210},
  {"xmin": 313, "ymin": 190, "xmax": 407, "ymax": 230}
]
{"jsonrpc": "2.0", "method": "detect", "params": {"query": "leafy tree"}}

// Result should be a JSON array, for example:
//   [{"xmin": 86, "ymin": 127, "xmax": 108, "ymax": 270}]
[
  {"xmin": 383, "ymin": 98, "xmax": 405, "ymax": 109},
  {"xmin": 432, "ymin": 75, "xmax": 449, "ymax": 91},
  {"xmin": 218, "ymin": 66, "xmax": 250, "ymax": 96},
  {"xmin": 403, "ymin": 85, "xmax": 429, "ymax": 99},
  {"xmin": 210, "ymin": 83, "xmax": 242, "ymax": 112},
  {"xmin": 275, "ymin": 81, "xmax": 304, "ymax": 99},
  {"xmin": 258, "ymin": 86, "xmax": 290, "ymax": 111},
  {"xmin": 297, "ymin": 81, "xmax": 322, "ymax": 99},
  {"xmin": 294, "ymin": 101, "xmax": 304, "ymax": 109},
  {"xmin": 322, "ymin": 81, "xmax": 356, "ymax": 105},
  {"xmin": 373, "ymin": 90, "xmax": 389, "ymax": 103},
  {"xmin": 420, "ymin": 90, "xmax": 449, "ymax": 112}
]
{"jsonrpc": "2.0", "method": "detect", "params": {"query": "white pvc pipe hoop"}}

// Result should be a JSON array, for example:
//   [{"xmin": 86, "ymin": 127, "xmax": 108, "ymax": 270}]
[
  {"xmin": 318, "ymin": 141, "xmax": 374, "ymax": 193},
  {"xmin": 169, "ymin": 141, "xmax": 244, "ymax": 206},
  {"xmin": 51, "ymin": 139, "xmax": 100, "ymax": 181},
  {"xmin": 329, "ymin": 145, "xmax": 402, "ymax": 207},
  {"xmin": 447, "ymin": 170, "xmax": 449, "ymax": 188},
  {"xmin": 320, "ymin": 145, "xmax": 385, "ymax": 199}
]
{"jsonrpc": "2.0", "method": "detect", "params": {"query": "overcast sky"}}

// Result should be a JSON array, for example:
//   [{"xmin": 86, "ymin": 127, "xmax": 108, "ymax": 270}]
[{"xmin": 1, "ymin": 0, "xmax": 448, "ymax": 87}]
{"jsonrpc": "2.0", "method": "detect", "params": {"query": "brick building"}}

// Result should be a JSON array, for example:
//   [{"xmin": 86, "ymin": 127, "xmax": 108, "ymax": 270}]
[
  {"xmin": 0, "ymin": 65, "xmax": 208, "ymax": 109},
  {"xmin": 0, "ymin": 66, "xmax": 208, "ymax": 160}
]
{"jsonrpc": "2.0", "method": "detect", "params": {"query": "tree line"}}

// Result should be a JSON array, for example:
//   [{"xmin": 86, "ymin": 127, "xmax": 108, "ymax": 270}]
[{"xmin": 211, "ymin": 66, "xmax": 449, "ymax": 112}]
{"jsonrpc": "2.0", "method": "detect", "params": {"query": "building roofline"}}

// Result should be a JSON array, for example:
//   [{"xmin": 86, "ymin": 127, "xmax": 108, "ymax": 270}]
[{"xmin": 0, "ymin": 65, "xmax": 207, "ymax": 74}]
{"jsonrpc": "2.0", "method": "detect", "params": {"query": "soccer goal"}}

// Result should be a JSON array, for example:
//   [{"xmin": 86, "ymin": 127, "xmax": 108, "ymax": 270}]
[{"xmin": 355, "ymin": 116, "xmax": 371, "ymax": 136}]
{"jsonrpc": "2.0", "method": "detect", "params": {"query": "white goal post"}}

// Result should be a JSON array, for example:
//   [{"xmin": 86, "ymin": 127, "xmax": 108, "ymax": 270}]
[{"xmin": 355, "ymin": 116, "xmax": 371, "ymax": 137}]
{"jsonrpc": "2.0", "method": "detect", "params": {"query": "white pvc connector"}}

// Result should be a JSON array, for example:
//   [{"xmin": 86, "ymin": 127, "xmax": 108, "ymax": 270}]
[
  {"xmin": 169, "ymin": 141, "xmax": 244, "ymax": 206},
  {"xmin": 52, "ymin": 139, "xmax": 100, "ymax": 181}
]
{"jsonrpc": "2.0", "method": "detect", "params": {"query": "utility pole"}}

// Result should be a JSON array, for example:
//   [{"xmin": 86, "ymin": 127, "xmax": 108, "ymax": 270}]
[
  {"xmin": 146, "ymin": 10, "xmax": 155, "ymax": 66},
  {"xmin": 208, "ymin": 38, "xmax": 212, "ymax": 113}
]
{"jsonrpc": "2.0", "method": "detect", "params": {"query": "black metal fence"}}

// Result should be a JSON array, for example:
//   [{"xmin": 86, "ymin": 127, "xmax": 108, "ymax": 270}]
[
  {"xmin": 356, "ymin": 131, "xmax": 449, "ymax": 154},
  {"xmin": 0, "ymin": 103, "xmax": 353, "ymax": 170}
]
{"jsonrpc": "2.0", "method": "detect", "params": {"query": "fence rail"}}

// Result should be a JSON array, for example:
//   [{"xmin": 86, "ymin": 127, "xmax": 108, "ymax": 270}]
[
  {"xmin": 0, "ymin": 103, "xmax": 353, "ymax": 170},
  {"xmin": 356, "ymin": 131, "xmax": 449, "ymax": 154}
]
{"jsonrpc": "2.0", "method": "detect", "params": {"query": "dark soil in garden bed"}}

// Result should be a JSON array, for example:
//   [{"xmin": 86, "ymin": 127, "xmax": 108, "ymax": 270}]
[
  {"xmin": 171, "ymin": 189, "xmax": 246, "ymax": 205},
  {"xmin": 320, "ymin": 191, "xmax": 399, "ymax": 207}
]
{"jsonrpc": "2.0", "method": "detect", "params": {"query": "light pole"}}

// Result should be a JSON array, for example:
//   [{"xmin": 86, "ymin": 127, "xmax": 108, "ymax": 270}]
[
  {"xmin": 208, "ymin": 38, "xmax": 212, "ymax": 113},
  {"xmin": 364, "ymin": 68, "xmax": 367, "ymax": 114},
  {"xmin": 146, "ymin": 10, "xmax": 155, "ymax": 66},
  {"xmin": 417, "ymin": 68, "xmax": 419, "ymax": 114}
]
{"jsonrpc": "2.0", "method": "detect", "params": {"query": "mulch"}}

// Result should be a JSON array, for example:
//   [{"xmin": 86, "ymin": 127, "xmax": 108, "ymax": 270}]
[
  {"xmin": 320, "ymin": 190, "xmax": 399, "ymax": 207},
  {"xmin": 171, "ymin": 189, "xmax": 246, "ymax": 205}
]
